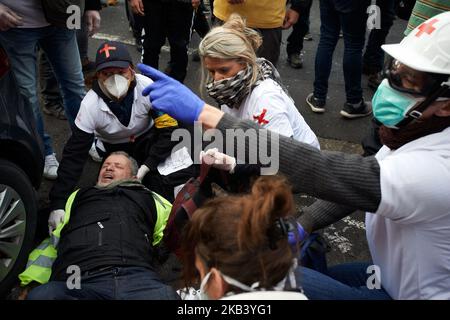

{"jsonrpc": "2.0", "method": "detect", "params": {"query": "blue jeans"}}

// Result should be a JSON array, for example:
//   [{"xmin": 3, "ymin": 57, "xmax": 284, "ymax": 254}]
[
  {"xmin": 363, "ymin": 0, "xmax": 396, "ymax": 73},
  {"xmin": 296, "ymin": 263, "xmax": 392, "ymax": 300},
  {"xmin": 313, "ymin": 0, "xmax": 367, "ymax": 104},
  {"xmin": 27, "ymin": 267, "xmax": 180, "ymax": 300},
  {"xmin": 0, "ymin": 27, "xmax": 85, "ymax": 156}
]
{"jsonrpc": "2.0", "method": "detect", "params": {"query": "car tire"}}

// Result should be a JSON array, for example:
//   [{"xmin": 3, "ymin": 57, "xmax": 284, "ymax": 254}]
[{"xmin": 0, "ymin": 159, "xmax": 37, "ymax": 298}]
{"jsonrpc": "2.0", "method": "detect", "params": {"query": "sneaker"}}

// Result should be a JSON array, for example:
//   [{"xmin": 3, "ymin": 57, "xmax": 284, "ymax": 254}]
[
  {"xmin": 42, "ymin": 104, "xmax": 67, "ymax": 120},
  {"xmin": 89, "ymin": 143, "xmax": 103, "ymax": 163},
  {"xmin": 306, "ymin": 93, "xmax": 326, "ymax": 113},
  {"xmin": 340, "ymin": 100, "xmax": 372, "ymax": 119},
  {"xmin": 303, "ymin": 32, "xmax": 313, "ymax": 41},
  {"xmin": 287, "ymin": 52, "xmax": 304, "ymax": 69},
  {"xmin": 44, "ymin": 153, "xmax": 59, "ymax": 180}
]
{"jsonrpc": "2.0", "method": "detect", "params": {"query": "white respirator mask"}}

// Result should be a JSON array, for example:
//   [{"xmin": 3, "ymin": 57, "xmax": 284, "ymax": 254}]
[{"xmin": 103, "ymin": 74, "xmax": 130, "ymax": 99}]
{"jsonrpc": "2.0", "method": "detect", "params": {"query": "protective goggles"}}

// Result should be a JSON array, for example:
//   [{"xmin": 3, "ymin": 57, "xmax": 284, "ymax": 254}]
[{"xmin": 383, "ymin": 58, "xmax": 450, "ymax": 98}]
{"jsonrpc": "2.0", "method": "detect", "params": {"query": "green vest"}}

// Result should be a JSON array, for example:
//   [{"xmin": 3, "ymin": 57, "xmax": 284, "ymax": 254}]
[{"xmin": 18, "ymin": 189, "xmax": 171, "ymax": 286}]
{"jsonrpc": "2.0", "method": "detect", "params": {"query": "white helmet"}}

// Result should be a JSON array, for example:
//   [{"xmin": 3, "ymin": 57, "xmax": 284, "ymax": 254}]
[{"xmin": 382, "ymin": 11, "xmax": 450, "ymax": 75}]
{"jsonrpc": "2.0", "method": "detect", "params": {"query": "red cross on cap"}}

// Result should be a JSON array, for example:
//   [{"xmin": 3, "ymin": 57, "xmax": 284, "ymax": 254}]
[
  {"xmin": 415, "ymin": 18, "xmax": 439, "ymax": 37},
  {"xmin": 99, "ymin": 44, "xmax": 117, "ymax": 58}
]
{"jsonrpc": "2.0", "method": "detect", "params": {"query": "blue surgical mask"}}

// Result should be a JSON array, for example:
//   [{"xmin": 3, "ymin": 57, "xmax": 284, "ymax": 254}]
[{"xmin": 372, "ymin": 79, "xmax": 425, "ymax": 128}]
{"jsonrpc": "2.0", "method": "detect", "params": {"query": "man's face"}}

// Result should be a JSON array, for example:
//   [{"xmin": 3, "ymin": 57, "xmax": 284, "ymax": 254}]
[{"xmin": 97, "ymin": 154, "xmax": 134, "ymax": 187}]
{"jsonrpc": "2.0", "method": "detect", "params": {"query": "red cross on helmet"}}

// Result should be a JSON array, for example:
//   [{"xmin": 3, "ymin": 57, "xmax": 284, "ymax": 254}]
[{"xmin": 382, "ymin": 11, "xmax": 450, "ymax": 75}]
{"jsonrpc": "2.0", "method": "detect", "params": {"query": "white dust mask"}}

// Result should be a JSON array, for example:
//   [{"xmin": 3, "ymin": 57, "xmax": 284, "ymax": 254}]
[{"xmin": 103, "ymin": 74, "xmax": 130, "ymax": 99}]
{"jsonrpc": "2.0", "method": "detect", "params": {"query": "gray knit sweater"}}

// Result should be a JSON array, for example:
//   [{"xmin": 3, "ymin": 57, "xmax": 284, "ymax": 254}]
[{"xmin": 216, "ymin": 113, "xmax": 382, "ymax": 232}]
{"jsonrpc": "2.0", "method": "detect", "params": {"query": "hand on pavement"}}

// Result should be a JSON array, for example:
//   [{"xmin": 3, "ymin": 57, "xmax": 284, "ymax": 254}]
[
  {"xmin": 138, "ymin": 63, "xmax": 206, "ymax": 124},
  {"xmin": 48, "ymin": 209, "xmax": 65, "ymax": 235}
]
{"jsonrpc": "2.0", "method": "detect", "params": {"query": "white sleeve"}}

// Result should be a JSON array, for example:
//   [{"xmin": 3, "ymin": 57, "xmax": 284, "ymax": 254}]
[
  {"xmin": 136, "ymin": 74, "xmax": 154, "ymax": 110},
  {"xmin": 74, "ymin": 94, "xmax": 97, "ymax": 134},
  {"xmin": 250, "ymin": 92, "xmax": 294, "ymax": 138},
  {"xmin": 376, "ymin": 151, "xmax": 450, "ymax": 224}
]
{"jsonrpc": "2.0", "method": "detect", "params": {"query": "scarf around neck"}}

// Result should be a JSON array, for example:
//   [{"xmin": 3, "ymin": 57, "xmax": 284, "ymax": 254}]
[{"xmin": 206, "ymin": 58, "xmax": 282, "ymax": 109}]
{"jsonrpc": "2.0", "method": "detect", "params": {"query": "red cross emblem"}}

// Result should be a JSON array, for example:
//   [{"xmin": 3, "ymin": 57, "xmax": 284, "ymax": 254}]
[
  {"xmin": 253, "ymin": 108, "xmax": 269, "ymax": 125},
  {"xmin": 415, "ymin": 19, "xmax": 438, "ymax": 37},
  {"xmin": 99, "ymin": 44, "xmax": 117, "ymax": 58}
]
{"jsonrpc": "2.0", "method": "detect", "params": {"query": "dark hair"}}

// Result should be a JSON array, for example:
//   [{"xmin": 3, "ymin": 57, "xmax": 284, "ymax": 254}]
[{"xmin": 180, "ymin": 176, "xmax": 295, "ymax": 292}]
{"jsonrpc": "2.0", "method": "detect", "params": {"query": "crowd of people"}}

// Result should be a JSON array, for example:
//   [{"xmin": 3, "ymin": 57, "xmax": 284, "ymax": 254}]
[{"xmin": 0, "ymin": 0, "xmax": 449, "ymax": 300}]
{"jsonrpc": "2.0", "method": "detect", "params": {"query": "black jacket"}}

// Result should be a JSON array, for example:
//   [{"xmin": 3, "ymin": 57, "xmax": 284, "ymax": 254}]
[{"xmin": 51, "ymin": 183, "xmax": 160, "ymax": 281}]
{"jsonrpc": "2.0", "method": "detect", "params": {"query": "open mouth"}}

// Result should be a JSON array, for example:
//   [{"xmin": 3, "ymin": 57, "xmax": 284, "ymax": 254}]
[{"xmin": 102, "ymin": 172, "xmax": 114, "ymax": 182}]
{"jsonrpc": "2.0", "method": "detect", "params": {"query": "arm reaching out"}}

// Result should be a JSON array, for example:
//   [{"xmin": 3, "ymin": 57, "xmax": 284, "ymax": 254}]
[
  {"xmin": 138, "ymin": 64, "xmax": 206, "ymax": 124},
  {"xmin": 136, "ymin": 64, "xmax": 381, "ymax": 213}
]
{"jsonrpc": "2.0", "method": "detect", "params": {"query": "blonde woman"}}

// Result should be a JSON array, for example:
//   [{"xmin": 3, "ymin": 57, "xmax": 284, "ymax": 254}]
[{"xmin": 199, "ymin": 13, "xmax": 320, "ymax": 149}]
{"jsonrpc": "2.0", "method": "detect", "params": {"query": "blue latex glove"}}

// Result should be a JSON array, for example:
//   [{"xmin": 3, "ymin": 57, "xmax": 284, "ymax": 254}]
[
  {"xmin": 288, "ymin": 222, "xmax": 308, "ymax": 246},
  {"xmin": 138, "ymin": 63, "xmax": 205, "ymax": 124}
]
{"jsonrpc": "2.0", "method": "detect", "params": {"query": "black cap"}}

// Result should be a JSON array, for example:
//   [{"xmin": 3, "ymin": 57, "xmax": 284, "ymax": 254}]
[{"xmin": 95, "ymin": 41, "xmax": 133, "ymax": 72}]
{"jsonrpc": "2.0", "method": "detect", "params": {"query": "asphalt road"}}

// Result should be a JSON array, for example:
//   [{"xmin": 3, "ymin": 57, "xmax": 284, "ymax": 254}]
[{"xmin": 38, "ymin": 1, "xmax": 408, "ymax": 285}]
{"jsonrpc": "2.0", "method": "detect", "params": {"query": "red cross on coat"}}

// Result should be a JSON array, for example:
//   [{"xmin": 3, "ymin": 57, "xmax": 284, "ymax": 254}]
[
  {"xmin": 415, "ymin": 19, "xmax": 438, "ymax": 37},
  {"xmin": 253, "ymin": 108, "xmax": 269, "ymax": 125},
  {"xmin": 99, "ymin": 44, "xmax": 117, "ymax": 58}
]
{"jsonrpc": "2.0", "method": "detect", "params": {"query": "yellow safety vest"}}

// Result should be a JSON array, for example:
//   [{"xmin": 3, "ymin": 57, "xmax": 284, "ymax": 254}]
[{"xmin": 19, "ymin": 189, "xmax": 171, "ymax": 286}]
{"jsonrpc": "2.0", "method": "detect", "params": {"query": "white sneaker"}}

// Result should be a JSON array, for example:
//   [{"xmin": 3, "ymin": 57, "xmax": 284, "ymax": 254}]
[
  {"xmin": 89, "ymin": 142, "xmax": 103, "ymax": 163},
  {"xmin": 44, "ymin": 153, "xmax": 59, "ymax": 180}
]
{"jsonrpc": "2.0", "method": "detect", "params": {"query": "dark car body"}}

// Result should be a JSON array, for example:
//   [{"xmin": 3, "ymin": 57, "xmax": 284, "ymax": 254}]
[
  {"xmin": 0, "ymin": 45, "xmax": 44, "ymax": 297},
  {"xmin": 0, "ymin": 46, "xmax": 44, "ymax": 187}
]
